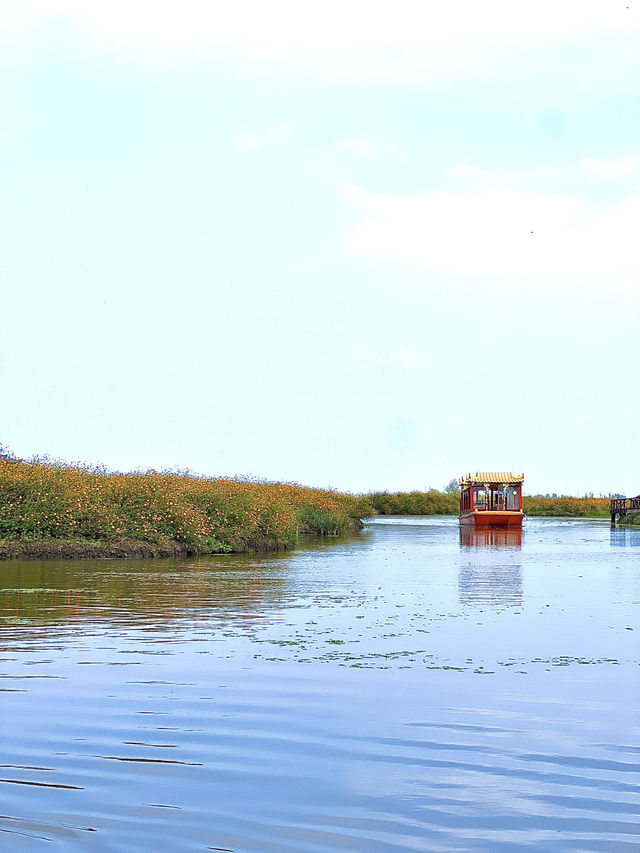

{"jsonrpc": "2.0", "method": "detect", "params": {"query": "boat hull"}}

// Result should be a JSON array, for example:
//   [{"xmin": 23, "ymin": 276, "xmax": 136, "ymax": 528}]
[{"xmin": 459, "ymin": 510, "xmax": 523, "ymax": 527}]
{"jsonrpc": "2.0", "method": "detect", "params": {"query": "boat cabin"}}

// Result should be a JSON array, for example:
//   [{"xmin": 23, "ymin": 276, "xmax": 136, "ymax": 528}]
[{"xmin": 458, "ymin": 472, "xmax": 524, "ymax": 527}]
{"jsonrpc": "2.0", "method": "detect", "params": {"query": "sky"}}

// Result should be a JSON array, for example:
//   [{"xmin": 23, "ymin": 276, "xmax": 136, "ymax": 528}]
[{"xmin": 1, "ymin": 0, "xmax": 639, "ymax": 496}]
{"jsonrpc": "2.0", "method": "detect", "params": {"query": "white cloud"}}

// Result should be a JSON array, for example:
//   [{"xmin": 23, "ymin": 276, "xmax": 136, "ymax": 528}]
[
  {"xmin": 581, "ymin": 157, "xmax": 640, "ymax": 178},
  {"xmin": 447, "ymin": 165, "xmax": 493, "ymax": 182},
  {"xmin": 350, "ymin": 346, "xmax": 377, "ymax": 366},
  {"xmin": 2, "ymin": 0, "xmax": 639, "ymax": 80},
  {"xmin": 393, "ymin": 348, "xmax": 429, "ymax": 369},
  {"xmin": 235, "ymin": 123, "xmax": 294, "ymax": 152},
  {"xmin": 335, "ymin": 137, "xmax": 406, "ymax": 159},
  {"xmin": 314, "ymin": 136, "xmax": 406, "ymax": 181},
  {"xmin": 349, "ymin": 346, "xmax": 430, "ymax": 370},
  {"xmin": 448, "ymin": 157, "xmax": 640, "ymax": 186},
  {"xmin": 341, "ymin": 183, "xmax": 640, "ymax": 291}
]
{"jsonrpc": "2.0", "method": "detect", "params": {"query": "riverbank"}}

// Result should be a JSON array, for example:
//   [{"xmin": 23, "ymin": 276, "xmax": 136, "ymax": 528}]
[
  {"xmin": 619, "ymin": 511, "xmax": 640, "ymax": 527},
  {"xmin": 367, "ymin": 490, "xmax": 611, "ymax": 518},
  {"xmin": 1, "ymin": 459, "xmax": 618, "ymax": 560},
  {"xmin": 0, "ymin": 459, "xmax": 370, "ymax": 560}
]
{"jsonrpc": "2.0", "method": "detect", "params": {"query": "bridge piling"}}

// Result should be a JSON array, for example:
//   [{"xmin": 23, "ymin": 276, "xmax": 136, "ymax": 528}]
[{"xmin": 610, "ymin": 495, "xmax": 640, "ymax": 527}]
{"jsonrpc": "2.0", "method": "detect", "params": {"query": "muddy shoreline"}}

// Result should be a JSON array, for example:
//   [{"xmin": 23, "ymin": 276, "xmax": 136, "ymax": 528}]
[{"xmin": 0, "ymin": 519, "xmax": 364, "ymax": 561}]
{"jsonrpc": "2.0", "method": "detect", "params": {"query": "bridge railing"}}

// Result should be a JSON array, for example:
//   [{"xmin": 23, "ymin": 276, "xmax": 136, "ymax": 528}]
[{"xmin": 610, "ymin": 495, "xmax": 640, "ymax": 513}]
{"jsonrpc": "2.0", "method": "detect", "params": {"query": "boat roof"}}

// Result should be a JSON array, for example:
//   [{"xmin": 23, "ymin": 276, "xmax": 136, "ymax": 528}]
[{"xmin": 459, "ymin": 472, "xmax": 524, "ymax": 486}]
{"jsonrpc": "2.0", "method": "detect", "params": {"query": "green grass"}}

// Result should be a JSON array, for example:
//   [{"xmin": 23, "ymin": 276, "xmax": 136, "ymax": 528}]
[{"xmin": 366, "ymin": 490, "xmax": 459, "ymax": 515}]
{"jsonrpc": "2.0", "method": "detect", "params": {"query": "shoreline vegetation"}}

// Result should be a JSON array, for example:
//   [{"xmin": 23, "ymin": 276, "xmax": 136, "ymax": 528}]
[
  {"xmin": 366, "ymin": 490, "xmax": 612, "ymax": 519},
  {"xmin": 0, "ymin": 458, "xmax": 370, "ymax": 561},
  {"xmin": 0, "ymin": 456, "xmax": 621, "ymax": 560}
]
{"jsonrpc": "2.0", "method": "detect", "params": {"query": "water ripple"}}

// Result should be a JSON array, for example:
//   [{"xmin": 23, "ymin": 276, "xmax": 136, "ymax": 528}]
[{"xmin": 0, "ymin": 518, "xmax": 637, "ymax": 850}]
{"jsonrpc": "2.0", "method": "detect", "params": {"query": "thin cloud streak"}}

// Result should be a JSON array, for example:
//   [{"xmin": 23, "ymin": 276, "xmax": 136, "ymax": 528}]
[
  {"xmin": 236, "ymin": 123, "xmax": 294, "ymax": 152},
  {"xmin": 447, "ymin": 158, "xmax": 640, "ymax": 185},
  {"xmin": 3, "ymin": 0, "xmax": 639, "ymax": 82},
  {"xmin": 341, "ymin": 183, "xmax": 640, "ymax": 292}
]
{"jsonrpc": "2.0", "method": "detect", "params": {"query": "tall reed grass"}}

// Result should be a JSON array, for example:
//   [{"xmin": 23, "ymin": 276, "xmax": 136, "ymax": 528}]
[
  {"xmin": 367, "ymin": 490, "xmax": 459, "ymax": 515},
  {"xmin": 0, "ymin": 459, "xmax": 373, "ymax": 555},
  {"xmin": 367, "ymin": 490, "xmax": 610, "ymax": 518}
]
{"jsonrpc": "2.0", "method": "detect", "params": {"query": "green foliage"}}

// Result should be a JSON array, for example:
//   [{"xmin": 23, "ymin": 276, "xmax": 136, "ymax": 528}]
[
  {"xmin": 522, "ymin": 496, "xmax": 610, "ymax": 518},
  {"xmin": 0, "ymin": 459, "xmax": 368, "ymax": 554},
  {"xmin": 619, "ymin": 511, "xmax": 640, "ymax": 527},
  {"xmin": 367, "ymin": 489, "xmax": 459, "ymax": 516},
  {"xmin": 366, "ymin": 490, "xmax": 611, "ymax": 518},
  {"xmin": 296, "ymin": 506, "xmax": 345, "ymax": 535}
]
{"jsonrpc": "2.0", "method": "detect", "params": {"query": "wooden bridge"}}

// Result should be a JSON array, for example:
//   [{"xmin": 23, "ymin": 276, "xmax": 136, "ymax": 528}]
[{"xmin": 610, "ymin": 495, "xmax": 640, "ymax": 526}]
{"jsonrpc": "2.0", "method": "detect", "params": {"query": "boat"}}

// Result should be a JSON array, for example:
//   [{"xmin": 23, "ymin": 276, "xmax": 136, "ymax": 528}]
[{"xmin": 458, "ymin": 472, "xmax": 524, "ymax": 527}]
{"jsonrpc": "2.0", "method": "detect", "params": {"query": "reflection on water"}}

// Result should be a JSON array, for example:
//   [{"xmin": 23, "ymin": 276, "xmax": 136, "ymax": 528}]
[
  {"xmin": 458, "ymin": 564, "xmax": 522, "ymax": 607},
  {"xmin": 459, "ymin": 526, "xmax": 522, "ymax": 548},
  {"xmin": 0, "ymin": 553, "xmax": 291, "ymax": 632},
  {"xmin": 458, "ymin": 526, "xmax": 523, "ymax": 606},
  {"xmin": 610, "ymin": 527, "xmax": 640, "ymax": 547},
  {"xmin": 0, "ymin": 519, "xmax": 638, "ymax": 852}
]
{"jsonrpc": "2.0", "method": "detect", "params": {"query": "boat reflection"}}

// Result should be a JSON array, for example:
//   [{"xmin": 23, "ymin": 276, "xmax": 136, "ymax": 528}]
[
  {"xmin": 459, "ymin": 527, "xmax": 522, "ymax": 548},
  {"xmin": 458, "ymin": 527, "xmax": 522, "ymax": 606}
]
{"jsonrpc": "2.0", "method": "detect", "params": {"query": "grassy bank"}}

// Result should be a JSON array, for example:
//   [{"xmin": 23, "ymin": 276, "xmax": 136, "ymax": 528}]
[
  {"xmin": 522, "ymin": 496, "xmax": 609, "ymax": 518},
  {"xmin": 367, "ymin": 490, "xmax": 611, "ymax": 518},
  {"xmin": 367, "ymin": 490, "xmax": 459, "ymax": 516},
  {"xmin": 0, "ymin": 459, "xmax": 372, "ymax": 559},
  {"xmin": 619, "ymin": 511, "xmax": 640, "ymax": 527}
]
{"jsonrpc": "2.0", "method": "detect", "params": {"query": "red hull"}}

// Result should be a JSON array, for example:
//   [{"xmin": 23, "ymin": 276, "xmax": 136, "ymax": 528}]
[{"xmin": 459, "ymin": 510, "xmax": 523, "ymax": 528}]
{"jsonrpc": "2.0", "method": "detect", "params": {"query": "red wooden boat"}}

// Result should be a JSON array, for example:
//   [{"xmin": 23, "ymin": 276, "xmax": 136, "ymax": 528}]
[{"xmin": 458, "ymin": 472, "xmax": 524, "ymax": 527}]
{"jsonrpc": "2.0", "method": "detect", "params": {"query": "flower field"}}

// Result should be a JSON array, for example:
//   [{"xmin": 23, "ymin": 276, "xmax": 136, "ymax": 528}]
[{"xmin": 0, "ymin": 458, "xmax": 373, "ymax": 557}]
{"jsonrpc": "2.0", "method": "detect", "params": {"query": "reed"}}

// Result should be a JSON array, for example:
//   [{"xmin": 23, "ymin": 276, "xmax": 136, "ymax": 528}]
[
  {"xmin": 367, "ymin": 490, "xmax": 611, "ymax": 518},
  {"xmin": 522, "ymin": 496, "xmax": 610, "ymax": 518},
  {"xmin": 0, "ymin": 458, "xmax": 373, "ymax": 557},
  {"xmin": 367, "ymin": 490, "xmax": 459, "ymax": 515}
]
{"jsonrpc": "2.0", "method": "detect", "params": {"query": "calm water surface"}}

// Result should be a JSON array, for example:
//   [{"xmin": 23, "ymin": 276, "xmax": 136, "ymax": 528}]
[{"xmin": 0, "ymin": 517, "xmax": 638, "ymax": 851}]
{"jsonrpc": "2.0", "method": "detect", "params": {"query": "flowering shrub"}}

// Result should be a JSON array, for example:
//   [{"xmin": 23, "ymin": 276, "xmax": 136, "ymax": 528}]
[{"xmin": 0, "ymin": 459, "xmax": 373, "ymax": 552}]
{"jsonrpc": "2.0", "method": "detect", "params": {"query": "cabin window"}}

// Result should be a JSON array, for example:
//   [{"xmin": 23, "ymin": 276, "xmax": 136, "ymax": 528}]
[
  {"xmin": 474, "ymin": 488, "xmax": 486, "ymax": 507},
  {"xmin": 506, "ymin": 486, "xmax": 519, "ymax": 510}
]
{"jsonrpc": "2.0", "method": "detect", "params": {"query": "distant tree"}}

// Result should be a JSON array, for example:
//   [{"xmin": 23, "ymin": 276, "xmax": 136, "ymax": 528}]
[
  {"xmin": 0, "ymin": 443, "xmax": 17, "ymax": 462},
  {"xmin": 443, "ymin": 478, "xmax": 460, "ymax": 494}
]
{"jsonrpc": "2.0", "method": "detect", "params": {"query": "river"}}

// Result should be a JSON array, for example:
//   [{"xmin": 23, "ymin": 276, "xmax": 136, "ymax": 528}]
[{"xmin": 0, "ymin": 517, "xmax": 638, "ymax": 851}]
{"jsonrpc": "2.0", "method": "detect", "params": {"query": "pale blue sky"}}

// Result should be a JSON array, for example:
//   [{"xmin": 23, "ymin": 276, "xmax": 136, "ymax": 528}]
[{"xmin": 1, "ymin": 1, "xmax": 639, "ymax": 496}]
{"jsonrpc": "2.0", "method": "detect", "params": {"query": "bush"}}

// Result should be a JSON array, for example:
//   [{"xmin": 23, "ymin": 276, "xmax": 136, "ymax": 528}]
[
  {"xmin": 522, "ymin": 496, "xmax": 609, "ymax": 518},
  {"xmin": 366, "ymin": 489, "xmax": 458, "ymax": 515},
  {"xmin": 0, "ymin": 459, "xmax": 368, "ymax": 553},
  {"xmin": 365, "ymin": 491, "xmax": 610, "ymax": 518}
]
